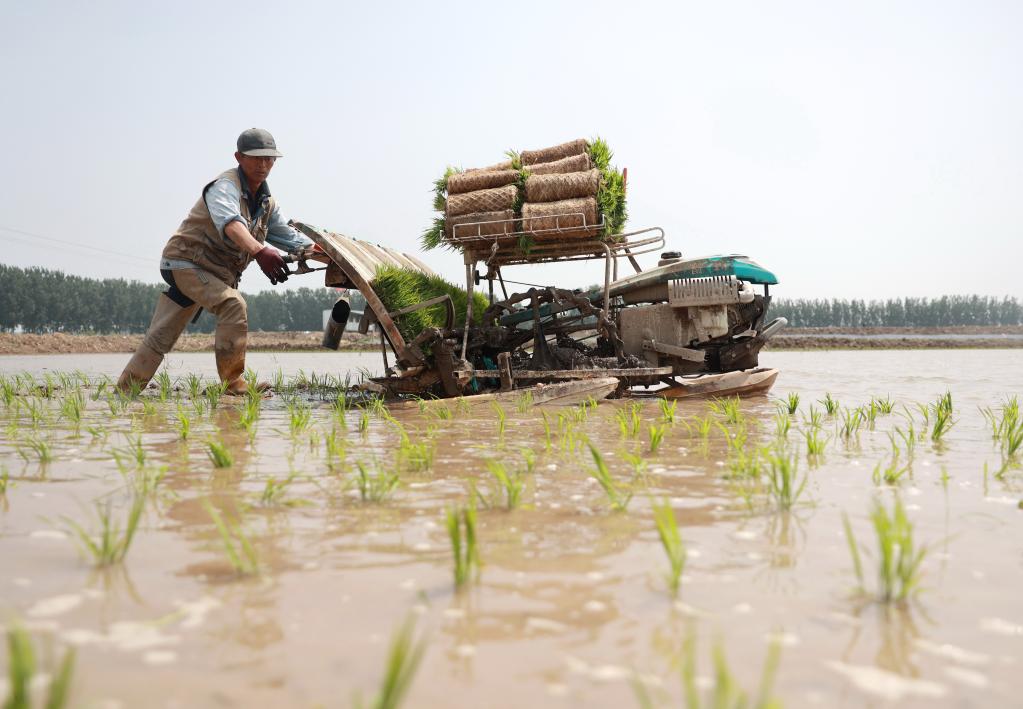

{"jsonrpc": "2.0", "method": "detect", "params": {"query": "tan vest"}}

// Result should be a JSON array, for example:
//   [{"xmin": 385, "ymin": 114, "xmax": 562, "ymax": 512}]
[{"xmin": 162, "ymin": 168, "xmax": 276, "ymax": 286}]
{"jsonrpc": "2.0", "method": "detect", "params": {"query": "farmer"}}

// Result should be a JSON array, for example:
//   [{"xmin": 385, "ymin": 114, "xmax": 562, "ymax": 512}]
[{"xmin": 117, "ymin": 128, "xmax": 315, "ymax": 394}]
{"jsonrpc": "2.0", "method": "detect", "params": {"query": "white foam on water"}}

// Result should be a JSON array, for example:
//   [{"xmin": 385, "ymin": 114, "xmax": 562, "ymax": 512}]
[
  {"xmin": 30, "ymin": 529, "xmax": 67, "ymax": 540},
  {"xmin": 983, "ymin": 496, "xmax": 1018, "ymax": 506},
  {"xmin": 913, "ymin": 639, "xmax": 989, "ymax": 665},
  {"xmin": 582, "ymin": 600, "xmax": 606, "ymax": 613},
  {"xmin": 943, "ymin": 666, "xmax": 989, "ymax": 689},
  {"xmin": 443, "ymin": 608, "xmax": 465, "ymax": 619},
  {"xmin": 733, "ymin": 530, "xmax": 757, "ymax": 540},
  {"xmin": 399, "ymin": 578, "xmax": 416, "ymax": 590},
  {"xmin": 27, "ymin": 594, "xmax": 82, "ymax": 618},
  {"xmin": 454, "ymin": 643, "xmax": 476, "ymax": 658},
  {"xmin": 176, "ymin": 596, "xmax": 221, "ymax": 630},
  {"xmin": 980, "ymin": 617, "xmax": 1023, "ymax": 636},
  {"xmin": 527, "ymin": 617, "xmax": 567, "ymax": 633},
  {"xmin": 413, "ymin": 543, "xmax": 431, "ymax": 551},
  {"xmin": 733, "ymin": 603, "xmax": 753, "ymax": 614},
  {"xmin": 766, "ymin": 631, "xmax": 801, "ymax": 647},
  {"xmin": 825, "ymin": 661, "xmax": 946, "ymax": 700},
  {"xmin": 12, "ymin": 577, "xmax": 32, "ymax": 587}
]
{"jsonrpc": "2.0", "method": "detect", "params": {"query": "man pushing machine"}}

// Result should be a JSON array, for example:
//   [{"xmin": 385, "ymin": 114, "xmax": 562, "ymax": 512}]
[{"xmin": 118, "ymin": 128, "xmax": 315, "ymax": 394}]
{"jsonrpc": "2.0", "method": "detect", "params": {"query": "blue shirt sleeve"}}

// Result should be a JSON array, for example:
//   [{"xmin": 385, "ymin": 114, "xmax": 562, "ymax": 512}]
[
  {"xmin": 204, "ymin": 178, "xmax": 244, "ymax": 236},
  {"xmin": 266, "ymin": 203, "xmax": 313, "ymax": 253}
]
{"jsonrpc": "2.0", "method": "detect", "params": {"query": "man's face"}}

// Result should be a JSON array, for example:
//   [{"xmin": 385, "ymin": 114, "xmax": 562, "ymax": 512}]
[{"xmin": 235, "ymin": 152, "xmax": 276, "ymax": 184}]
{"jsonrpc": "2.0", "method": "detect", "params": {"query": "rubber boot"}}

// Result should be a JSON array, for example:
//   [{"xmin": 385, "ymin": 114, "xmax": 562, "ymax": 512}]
[{"xmin": 117, "ymin": 343, "xmax": 163, "ymax": 393}]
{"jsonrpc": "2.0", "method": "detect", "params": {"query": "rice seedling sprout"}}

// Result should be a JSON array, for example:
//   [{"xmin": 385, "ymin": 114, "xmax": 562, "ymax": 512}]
[
  {"xmin": 206, "ymin": 438, "xmax": 234, "ymax": 468},
  {"xmin": 62, "ymin": 494, "xmax": 145, "ymax": 566},
  {"xmin": 447, "ymin": 502, "xmax": 480, "ymax": 587},
  {"xmin": 585, "ymin": 441, "xmax": 633, "ymax": 511},
  {"xmin": 201, "ymin": 499, "xmax": 259, "ymax": 575},
  {"xmin": 652, "ymin": 499, "xmax": 686, "ymax": 595}
]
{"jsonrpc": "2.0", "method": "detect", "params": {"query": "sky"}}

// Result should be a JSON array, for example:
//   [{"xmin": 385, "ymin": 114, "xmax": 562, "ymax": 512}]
[{"xmin": 1, "ymin": 0, "xmax": 1020, "ymax": 300}]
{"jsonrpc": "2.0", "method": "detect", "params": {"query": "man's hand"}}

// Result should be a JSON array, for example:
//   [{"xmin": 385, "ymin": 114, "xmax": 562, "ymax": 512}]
[{"xmin": 254, "ymin": 245, "xmax": 289, "ymax": 284}]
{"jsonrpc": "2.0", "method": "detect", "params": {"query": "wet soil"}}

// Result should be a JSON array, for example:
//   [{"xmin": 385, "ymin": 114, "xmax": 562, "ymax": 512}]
[{"xmin": 0, "ymin": 331, "xmax": 378, "ymax": 355}]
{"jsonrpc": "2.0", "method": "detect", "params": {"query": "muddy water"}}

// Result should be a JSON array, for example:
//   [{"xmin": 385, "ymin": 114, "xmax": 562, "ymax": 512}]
[{"xmin": 1, "ymin": 350, "xmax": 1022, "ymax": 707}]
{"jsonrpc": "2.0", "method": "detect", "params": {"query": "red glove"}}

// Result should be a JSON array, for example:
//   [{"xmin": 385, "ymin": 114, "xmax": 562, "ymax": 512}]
[{"xmin": 254, "ymin": 245, "xmax": 288, "ymax": 284}]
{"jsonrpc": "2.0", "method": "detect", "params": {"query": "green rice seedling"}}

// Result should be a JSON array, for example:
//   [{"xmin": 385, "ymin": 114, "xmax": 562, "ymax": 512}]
[
  {"xmin": 485, "ymin": 459, "xmax": 523, "ymax": 510},
  {"xmin": 515, "ymin": 390, "xmax": 533, "ymax": 413},
  {"xmin": 174, "ymin": 405, "xmax": 192, "ymax": 440},
  {"xmin": 892, "ymin": 425, "xmax": 917, "ymax": 459},
  {"xmin": 428, "ymin": 403, "xmax": 453, "ymax": 420},
  {"xmin": 784, "ymin": 392, "xmax": 799, "ymax": 415},
  {"xmin": 819, "ymin": 392, "xmax": 840, "ymax": 415},
  {"xmin": 652, "ymin": 499, "xmax": 686, "ymax": 595},
  {"xmin": 206, "ymin": 438, "xmax": 234, "ymax": 468},
  {"xmin": 357, "ymin": 408, "xmax": 371, "ymax": 433},
  {"xmin": 324, "ymin": 428, "xmax": 346, "ymax": 470},
  {"xmin": 112, "ymin": 435, "xmax": 147, "ymax": 473},
  {"xmin": 58, "ymin": 390, "xmax": 86, "ymax": 426},
  {"xmin": 155, "ymin": 370, "xmax": 173, "ymax": 402},
  {"xmin": 930, "ymin": 404, "xmax": 955, "ymax": 443},
  {"xmin": 696, "ymin": 415, "xmax": 714, "ymax": 450},
  {"xmin": 839, "ymin": 407, "xmax": 863, "ymax": 440},
  {"xmin": 455, "ymin": 397, "xmax": 471, "ymax": 415},
  {"xmin": 0, "ymin": 467, "xmax": 9, "ymax": 496},
  {"xmin": 491, "ymin": 400, "xmax": 508, "ymax": 438},
  {"xmin": 132, "ymin": 465, "xmax": 167, "ymax": 497},
  {"xmin": 186, "ymin": 373, "xmax": 205, "ymax": 399},
  {"xmin": 913, "ymin": 401, "xmax": 931, "ymax": 428},
  {"xmin": 63, "ymin": 494, "xmax": 145, "ymax": 566},
  {"xmin": 873, "ymin": 395, "xmax": 896, "ymax": 415},
  {"xmin": 614, "ymin": 403, "xmax": 642, "ymax": 438},
  {"xmin": 17, "ymin": 436, "xmax": 53, "ymax": 464},
  {"xmin": 447, "ymin": 501, "xmax": 480, "ymax": 587},
  {"xmin": 773, "ymin": 411, "xmax": 790, "ymax": 439},
  {"xmin": 844, "ymin": 498, "xmax": 927, "ymax": 602},
  {"xmin": 355, "ymin": 461, "xmax": 400, "ymax": 503},
  {"xmin": 201, "ymin": 499, "xmax": 259, "ymax": 575},
  {"xmin": 139, "ymin": 398, "xmax": 158, "ymax": 418},
  {"xmin": 397, "ymin": 434, "xmax": 435, "ymax": 473},
  {"xmin": 804, "ymin": 428, "xmax": 828, "ymax": 457},
  {"xmin": 861, "ymin": 400, "xmax": 879, "ymax": 428},
  {"xmin": 237, "ymin": 392, "xmax": 261, "ymax": 439},
  {"xmin": 648, "ymin": 424, "xmax": 666, "ymax": 454},
  {"xmin": 872, "ymin": 454, "xmax": 911, "ymax": 485},
  {"xmin": 0, "ymin": 375, "xmax": 15, "ymax": 408},
  {"xmin": 355, "ymin": 614, "xmax": 426, "ymax": 709},
  {"xmin": 368, "ymin": 396, "xmax": 388, "ymax": 418},
  {"xmin": 22, "ymin": 397, "xmax": 48, "ymax": 428},
  {"xmin": 673, "ymin": 634, "xmax": 782, "ymax": 709},
  {"xmin": 586, "ymin": 441, "xmax": 633, "ymax": 511},
  {"xmin": 204, "ymin": 380, "xmax": 227, "ymax": 410},
  {"xmin": 259, "ymin": 473, "xmax": 303, "ymax": 507},
  {"xmin": 725, "ymin": 444, "xmax": 765, "ymax": 481},
  {"xmin": 659, "ymin": 398, "xmax": 677, "ymax": 424},
  {"xmin": 932, "ymin": 390, "xmax": 953, "ymax": 416},
  {"xmin": 286, "ymin": 401, "xmax": 312, "ymax": 437},
  {"xmin": 710, "ymin": 396, "xmax": 744, "ymax": 425},
  {"xmin": 620, "ymin": 450, "xmax": 648, "ymax": 479},
  {"xmin": 519, "ymin": 446, "xmax": 537, "ymax": 473},
  {"xmin": 766, "ymin": 450, "xmax": 806, "ymax": 510},
  {"xmin": 541, "ymin": 411, "xmax": 554, "ymax": 451},
  {"xmin": 4, "ymin": 624, "xmax": 76, "ymax": 709},
  {"xmin": 803, "ymin": 405, "xmax": 823, "ymax": 430}
]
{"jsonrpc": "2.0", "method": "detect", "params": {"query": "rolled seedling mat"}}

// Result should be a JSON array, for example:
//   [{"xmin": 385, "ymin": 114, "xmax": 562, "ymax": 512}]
[
  {"xmin": 520, "ymin": 138, "xmax": 588, "ymax": 166},
  {"xmin": 526, "ymin": 153, "xmax": 592, "ymax": 175},
  {"xmin": 465, "ymin": 159, "xmax": 514, "ymax": 173},
  {"xmin": 447, "ymin": 209, "xmax": 517, "ymax": 240},
  {"xmin": 521, "ymin": 197, "xmax": 600, "ymax": 238},
  {"xmin": 446, "ymin": 169, "xmax": 520, "ymax": 195},
  {"xmin": 525, "ymin": 168, "xmax": 600, "ymax": 203},
  {"xmin": 446, "ymin": 184, "xmax": 519, "ymax": 218}
]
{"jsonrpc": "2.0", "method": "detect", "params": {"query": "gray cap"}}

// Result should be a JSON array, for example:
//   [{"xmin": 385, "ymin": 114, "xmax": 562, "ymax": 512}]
[{"xmin": 237, "ymin": 128, "xmax": 283, "ymax": 157}]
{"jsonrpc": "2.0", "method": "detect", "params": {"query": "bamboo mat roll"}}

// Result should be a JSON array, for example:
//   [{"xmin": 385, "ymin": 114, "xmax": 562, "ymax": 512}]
[
  {"xmin": 520, "ymin": 138, "xmax": 588, "ymax": 166},
  {"xmin": 521, "ymin": 197, "xmax": 599, "ymax": 237},
  {"xmin": 526, "ymin": 153, "xmax": 592, "ymax": 175},
  {"xmin": 525, "ymin": 169, "xmax": 600, "ymax": 203},
  {"xmin": 446, "ymin": 169, "xmax": 520, "ymax": 195},
  {"xmin": 445, "ymin": 184, "xmax": 519, "ymax": 218}
]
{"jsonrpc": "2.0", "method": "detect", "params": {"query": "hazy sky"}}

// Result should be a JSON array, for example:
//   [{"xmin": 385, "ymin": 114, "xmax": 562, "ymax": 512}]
[{"xmin": 2, "ymin": 1, "xmax": 1020, "ymax": 300}]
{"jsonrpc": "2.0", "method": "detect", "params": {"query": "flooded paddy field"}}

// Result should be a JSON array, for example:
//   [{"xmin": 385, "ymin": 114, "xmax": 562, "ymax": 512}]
[{"xmin": 1, "ymin": 350, "xmax": 1022, "ymax": 707}]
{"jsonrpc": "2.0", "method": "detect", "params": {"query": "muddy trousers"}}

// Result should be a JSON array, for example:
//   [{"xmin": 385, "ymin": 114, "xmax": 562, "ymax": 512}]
[{"xmin": 117, "ymin": 268, "xmax": 248, "ymax": 391}]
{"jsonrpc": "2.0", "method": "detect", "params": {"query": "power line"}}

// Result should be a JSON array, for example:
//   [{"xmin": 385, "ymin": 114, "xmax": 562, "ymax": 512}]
[{"xmin": 0, "ymin": 225, "xmax": 153, "ymax": 266}]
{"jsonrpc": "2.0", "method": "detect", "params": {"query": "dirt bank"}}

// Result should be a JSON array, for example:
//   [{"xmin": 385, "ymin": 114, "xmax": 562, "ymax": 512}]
[{"xmin": 0, "ymin": 331, "xmax": 378, "ymax": 355}]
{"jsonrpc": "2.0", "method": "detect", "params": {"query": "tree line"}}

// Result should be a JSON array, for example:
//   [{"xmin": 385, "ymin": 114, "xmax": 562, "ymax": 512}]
[
  {"xmin": 0, "ymin": 264, "xmax": 366, "ymax": 334},
  {"xmin": 769, "ymin": 295, "xmax": 1022, "ymax": 327}
]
